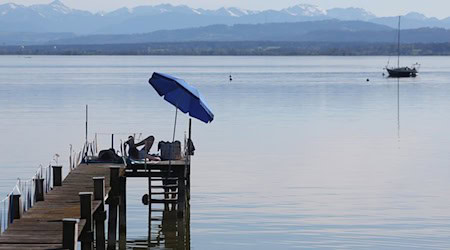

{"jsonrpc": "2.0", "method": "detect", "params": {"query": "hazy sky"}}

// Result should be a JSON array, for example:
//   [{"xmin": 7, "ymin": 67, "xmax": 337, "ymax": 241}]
[{"xmin": 1, "ymin": 0, "xmax": 449, "ymax": 19}]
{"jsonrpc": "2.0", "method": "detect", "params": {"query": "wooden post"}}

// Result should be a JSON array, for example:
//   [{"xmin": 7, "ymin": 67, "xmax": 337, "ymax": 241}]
[
  {"xmin": 109, "ymin": 167, "xmax": 120, "ymax": 196},
  {"xmin": 187, "ymin": 119, "xmax": 192, "ymax": 200},
  {"xmin": 177, "ymin": 214, "xmax": 186, "ymax": 249},
  {"xmin": 147, "ymin": 160, "xmax": 152, "ymax": 248},
  {"xmin": 107, "ymin": 167, "xmax": 120, "ymax": 250},
  {"xmin": 7, "ymin": 195, "xmax": 13, "ymax": 224},
  {"xmin": 80, "ymin": 192, "xmax": 93, "ymax": 250},
  {"xmin": 7, "ymin": 194, "xmax": 22, "ymax": 226},
  {"xmin": 93, "ymin": 177, "xmax": 106, "ymax": 250},
  {"xmin": 188, "ymin": 118, "xmax": 192, "ymax": 142},
  {"xmin": 107, "ymin": 203, "xmax": 118, "ymax": 250},
  {"xmin": 186, "ymin": 160, "xmax": 191, "ymax": 201},
  {"xmin": 119, "ymin": 177, "xmax": 127, "ymax": 249},
  {"xmin": 63, "ymin": 218, "xmax": 79, "ymax": 250},
  {"xmin": 177, "ymin": 167, "xmax": 186, "ymax": 218},
  {"xmin": 186, "ymin": 203, "xmax": 191, "ymax": 248},
  {"xmin": 52, "ymin": 165, "xmax": 63, "ymax": 187},
  {"xmin": 111, "ymin": 134, "xmax": 114, "ymax": 150},
  {"xmin": 93, "ymin": 177, "xmax": 105, "ymax": 201},
  {"xmin": 34, "ymin": 178, "xmax": 45, "ymax": 202},
  {"xmin": 11, "ymin": 194, "xmax": 23, "ymax": 220}
]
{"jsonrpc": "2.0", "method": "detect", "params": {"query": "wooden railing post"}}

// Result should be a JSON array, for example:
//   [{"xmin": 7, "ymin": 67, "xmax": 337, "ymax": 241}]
[
  {"xmin": 107, "ymin": 167, "xmax": 120, "ymax": 250},
  {"xmin": 63, "ymin": 218, "xmax": 79, "ymax": 250},
  {"xmin": 8, "ymin": 194, "xmax": 22, "ymax": 224},
  {"xmin": 11, "ymin": 194, "xmax": 23, "ymax": 220},
  {"xmin": 80, "ymin": 192, "xmax": 93, "ymax": 250},
  {"xmin": 52, "ymin": 165, "xmax": 63, "ymax": 187},
  {"xmin": 93, "ymin": 177, "xmax": 106, "ymax": 250},
  {"xmin": 93, "ymin": 177, "xmax": 105, "ymax": 201},
  {"xmin": 34, "ymin": 178, "xmax": 45, "ymax": 202}
]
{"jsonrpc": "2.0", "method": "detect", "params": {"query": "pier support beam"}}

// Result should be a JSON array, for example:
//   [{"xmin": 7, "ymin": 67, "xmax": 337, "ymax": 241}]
[
  {"xmin": 119, "ymin": 177, "xmax": 127, "ymax": 249},
  {"xmin": 147, "ymin": 164, "xmax": 152, "ymax": 248},
  {"xmin": 187, "ymin": 118, "xmax": 192, "ymax": 200},
  {"xmin": 186, "ymin": 203, "xmax": 191, "ymax": 248},
  {"xmin": 34, "ymin": 178, "xmax": 45, "ymax": 202},
  {"xmin": 177, "ymin": 215, "xmax": 186, "ymax": 249},
  {"xmin": 63, "ymin": 218, "xmax": 79, "ymax": 250},
  {"xmin": 186, "ymin": 162, "xmax": 191, "ymax": 201},
  {"xmin": 80, "ymin": 192, "xmax": 94, "ymax": 250},
  {"xmin": 177, "ymin": 167, "xmax": 186, "ymax": 218},
  {"xmin": 52, "ymin": 165, "xmax": 63, "ymax": 187},
  {"xmin": 107, "ymin": 167, "xmax": 120, "ymax": 250},
  {"xmin": 93, "ymin": 177, "xmax": 106, "ymax": 250},
  {"xmin": 118, "ymin": 176, "xmax": 127, "ymax": 249}
]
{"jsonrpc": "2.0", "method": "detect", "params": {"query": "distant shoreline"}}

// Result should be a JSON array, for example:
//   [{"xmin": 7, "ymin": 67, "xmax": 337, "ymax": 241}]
[{"xmin": 1, "ymin": 41, "xmax": 449, "ymax": 56}]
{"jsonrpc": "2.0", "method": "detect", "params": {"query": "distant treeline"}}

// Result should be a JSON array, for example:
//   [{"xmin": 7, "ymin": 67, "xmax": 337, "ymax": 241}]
[{"xmin": 1, "ymin": 41, "xmax": 450, "ymax": 56}]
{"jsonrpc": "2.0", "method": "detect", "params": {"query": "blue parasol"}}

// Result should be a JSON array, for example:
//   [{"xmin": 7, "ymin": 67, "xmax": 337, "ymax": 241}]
[{"xmin": 149, "ymin": 72, "xmax": 214, "ymax": 141}]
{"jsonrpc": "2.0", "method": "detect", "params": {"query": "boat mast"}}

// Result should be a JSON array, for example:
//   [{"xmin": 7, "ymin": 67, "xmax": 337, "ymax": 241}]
[{"xmin": 397, "ymin": 16, "xmax": 401, "ymax": 68}]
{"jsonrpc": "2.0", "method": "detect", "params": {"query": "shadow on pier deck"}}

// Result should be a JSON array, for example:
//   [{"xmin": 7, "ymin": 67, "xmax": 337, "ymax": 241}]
[{"xmin": 0, "ymin": 158, "xmax": 190, "ymax": 250}]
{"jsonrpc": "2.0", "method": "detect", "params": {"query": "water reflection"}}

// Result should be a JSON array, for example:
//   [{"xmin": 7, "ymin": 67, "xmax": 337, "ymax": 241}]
[
  {"xmin": 384, "ymin": 74, "xmax": 402, "ymax": 142},
  {"xmin": 128, "ymin": 202, "xmax": 191, "ymax": 249},
  {"xmin": 397, "ymin": 78, "xmax": 401, "ymax": 142}
]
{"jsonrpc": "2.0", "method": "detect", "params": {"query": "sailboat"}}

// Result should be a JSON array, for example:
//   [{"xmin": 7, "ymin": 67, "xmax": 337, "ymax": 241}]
[{"xmin": 385, "ymin": 16, "xmax": 419, "ymax": 78}]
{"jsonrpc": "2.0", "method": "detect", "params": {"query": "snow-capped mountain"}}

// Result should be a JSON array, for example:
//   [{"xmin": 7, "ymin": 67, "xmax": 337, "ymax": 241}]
[
  {"xmin": 30, "ymin": 0, "xmax": 72, "ymax": 16},
  {"xmin": 283, "ymin": 4, "xmax": 326, "ymax": 17},
  {"xmin": 0, "ymin": 3, "xmax": 20, "ymax": 15},
  {"xmin": 0, "ymin": 1, "xmax": 449, "ymax": 36},
  {"xmin": 327, "ymin": 8, "xmax": 375, "ymax": 21},
  {"xmin": 0, "ymin": 0, "xmax": 98, "ymax": 33}
]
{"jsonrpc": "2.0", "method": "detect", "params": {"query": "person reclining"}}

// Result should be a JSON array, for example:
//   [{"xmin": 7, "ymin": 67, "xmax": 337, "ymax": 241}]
[{"xmin": 124, "ymin": 135, "xmax": 161, "ymax": 161}]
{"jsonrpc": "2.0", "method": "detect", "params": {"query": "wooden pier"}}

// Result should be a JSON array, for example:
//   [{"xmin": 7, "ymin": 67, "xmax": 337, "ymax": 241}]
[{"xmin": 0, "ymin": 158, "xmax": 190, "ymax": 249}]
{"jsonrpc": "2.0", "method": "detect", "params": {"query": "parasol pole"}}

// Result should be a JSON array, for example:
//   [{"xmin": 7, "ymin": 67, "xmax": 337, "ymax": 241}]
[
  {"xmin": 85, "ymin": 104, "xmax": 88, "ymax": 164},
  {"xmin": 172, "ymin": 106, "xmax": 178, "ymax": 143},
  {"xmin": 397, "ymin": 16, "xmax": 401, "ymax": 68},
  {"xmin": 168, "ymin": 106, "xmax": 178, "ymax": 178},
  {"xmin": 85, "ymin": 105, "xmax": 88, "ymax": 146}
]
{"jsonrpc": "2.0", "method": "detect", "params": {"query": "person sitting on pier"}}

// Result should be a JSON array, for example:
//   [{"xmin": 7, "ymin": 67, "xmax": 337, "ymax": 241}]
[{"xmin": 124, "ymin": 135, "xmax": 161, "ymax": 161}]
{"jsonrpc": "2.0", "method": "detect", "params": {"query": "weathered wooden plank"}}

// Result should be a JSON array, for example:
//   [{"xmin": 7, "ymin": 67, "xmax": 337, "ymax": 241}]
[
  {"xmin": 3, "ymin": 230, "xmax": 61, "ymax": 236},
  {"xmin": 5, "ymin": 225, "xmax": 61, "ymax": 231},
  {"xmin": 0, "ymin": 244, "xmax": 61, "ymax": 249},
  {"xmin": 0, "ymin": 236, "xmax": 62, "ymax": 244},
  {"xmin": 150, "ymin": 199, "xmax": 178, "ymax": 204}
]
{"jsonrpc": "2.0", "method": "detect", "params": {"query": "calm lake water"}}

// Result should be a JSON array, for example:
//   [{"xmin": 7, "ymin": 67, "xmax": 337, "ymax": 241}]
[{"xmin": 1, "ymin": 55, "xmax": 450, "ymax": 249}]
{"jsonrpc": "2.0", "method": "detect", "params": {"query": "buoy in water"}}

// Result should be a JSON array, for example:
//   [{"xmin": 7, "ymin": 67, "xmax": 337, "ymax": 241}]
[
  {"xmin": 366, "ymin": 78, "xmax": 370, "ymax": 82},
  {"xmin": 229, "ymin": 75, "xmax": 233, "ymax": 82}
]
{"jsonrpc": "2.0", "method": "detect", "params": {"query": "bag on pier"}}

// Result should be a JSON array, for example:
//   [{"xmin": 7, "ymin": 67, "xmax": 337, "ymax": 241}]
[
  {"xmin": 98, "ymin": 148, "xmax": 122, "ymax": 163},
  {"xmin": 187, "ymin": 138, "xmax": 195, "ymax": 156},
  {"xmin": 158, "ymin": 141, "xmax": 182, "ymax": 160}
]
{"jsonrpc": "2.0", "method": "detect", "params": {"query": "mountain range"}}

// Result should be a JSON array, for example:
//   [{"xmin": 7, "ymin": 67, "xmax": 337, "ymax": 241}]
[
  {"xmin": 48, "ymin": 21, "xmax": 450, "ymax": 45},
  {"xmin": 1, "ymin": 1, "xmax": 450, "ymax": 46},
  {"xmin": 1, "ymin": 1, "xmax": 450, "ymax": 35}
]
